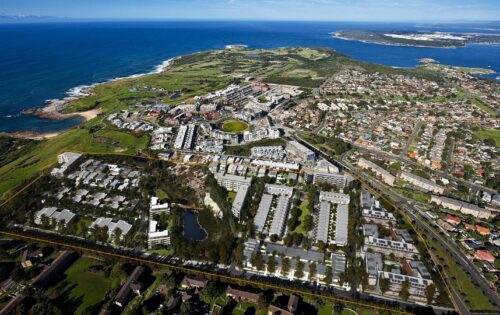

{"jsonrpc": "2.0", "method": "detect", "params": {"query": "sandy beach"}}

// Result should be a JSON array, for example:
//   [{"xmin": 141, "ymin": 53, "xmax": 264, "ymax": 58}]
[{"xmin": 4, "ymin": 108, "xmax": 102, "ymax": 140}]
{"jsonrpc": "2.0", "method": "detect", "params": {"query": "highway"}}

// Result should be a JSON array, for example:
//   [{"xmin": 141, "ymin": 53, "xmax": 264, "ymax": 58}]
[{"xmin": 292, "ymin": 134, "xmax": 500, "ymax": 315}]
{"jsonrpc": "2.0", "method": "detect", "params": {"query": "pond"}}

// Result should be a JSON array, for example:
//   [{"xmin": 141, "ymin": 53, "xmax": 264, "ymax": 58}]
[{"xmin": 183, "ymin": 211, "xmax": 207, "ymax": 241}]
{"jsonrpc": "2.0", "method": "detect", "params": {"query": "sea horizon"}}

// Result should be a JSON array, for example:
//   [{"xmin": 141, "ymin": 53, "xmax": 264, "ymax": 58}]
[{"xmin": 1, "ymin": 20, "xmax": 499, "ymax": 133}]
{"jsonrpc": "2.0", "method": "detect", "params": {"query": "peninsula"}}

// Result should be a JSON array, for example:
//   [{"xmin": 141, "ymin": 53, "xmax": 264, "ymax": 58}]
[{"xmin": 333, "ymin": 30, "xmax": 500, "ymax": 48}]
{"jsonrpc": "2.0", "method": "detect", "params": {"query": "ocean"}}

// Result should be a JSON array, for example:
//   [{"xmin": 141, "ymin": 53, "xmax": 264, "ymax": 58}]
[{"xmin": 0, "ymin": 21, "xmax": 499, "ymax": 133}]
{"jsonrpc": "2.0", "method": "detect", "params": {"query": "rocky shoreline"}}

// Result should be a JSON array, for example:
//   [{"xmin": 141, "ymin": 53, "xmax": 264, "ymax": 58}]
[{"xmin": 21, "ymin": 84, "xmax": 95, "ymax": 121}]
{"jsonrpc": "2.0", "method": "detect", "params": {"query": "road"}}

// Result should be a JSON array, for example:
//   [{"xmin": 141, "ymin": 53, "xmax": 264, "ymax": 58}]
[
  {"xmin": 292, "ymin": 135, "xmax": 500, "ymax": 315},
  {"xmin": 444, "ymin": 138, "xmax": 455, "ymax": 175},
  {"xmin": 401, "ymin": 120, "xmax": 424, "ymax": 158}
]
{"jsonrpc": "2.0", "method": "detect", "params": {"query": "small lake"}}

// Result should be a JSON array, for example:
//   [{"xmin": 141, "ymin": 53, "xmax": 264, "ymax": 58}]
[{"xmin": 183, "ymin": 210, "xmax": 207, "ymax": 241}]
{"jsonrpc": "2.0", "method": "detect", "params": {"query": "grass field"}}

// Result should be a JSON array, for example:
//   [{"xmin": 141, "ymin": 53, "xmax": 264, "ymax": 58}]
[
  {"xmin": 474, "ymin": 129, "xmax": 500, "ymax": 147},
  {"xmin": 226, "ymin": 191, "xmax": 236, "ymax": 204},
  {"xmin": 221, "ymin": 119, "xmax": 249, "ymax": 133},
  {"xmin": 56, "ymin": 257, "xmax": 117, "ymax": 314},
  {"xmin": 294, "ymin": 199, "xmax": 310, "ymax": 235},
  {"xmin": 95, "ymin": 129, "xmax": 149, "ymax": 150}
]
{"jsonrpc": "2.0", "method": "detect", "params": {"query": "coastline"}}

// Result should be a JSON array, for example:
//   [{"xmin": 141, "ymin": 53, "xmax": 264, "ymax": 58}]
[
  {"xmin": 7, "ymin": 56, "xmax": 178, "ymax": 140},
  {"xmin": 332, "ymin": 32, "xmax": 500, "ymax": 49},
  {"xmin": 2, "ymin": 108, "xmax": 102, "ymax": 140},
  {"xmin": 331, "ymin": 33, "xmax": 460, "ymax": 49}
]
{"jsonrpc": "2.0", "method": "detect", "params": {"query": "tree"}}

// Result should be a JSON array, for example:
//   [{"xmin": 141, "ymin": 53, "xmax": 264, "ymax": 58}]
[
  {"xmin": 270, "ymin": 234, "xmax": 280, "ymax": 243},
  {"xmin": 267, "ymin": 255, "xmax": 276, "ymax": 274},
  {"xmin": 180, "ymin": 299, "xmax": 196, "ymax": 315},
  {"xmin": 295, "ymin": 258, "xmax": 304, "ymax": 279},
  {"xmin": 11, "ymin": 264, "xmax": 26, "ymax": 282},
  {"xmin": 201, "ymin": 281, "xmax": 225, "ymax": 302},
  {"xmin": 283, "ymin": 234, "xmax": 293, "ymax": 247},
  {"xmin": 316, "ymin": 240, "xmax": 326, "ymax": 252},
  {"xmin": 380, "ymin": 277, "xmax": 391, "ymax": 294},
  {"xmin": 281, "ymin": 257, "xmax": 290, "ymax": 276},
  {"xmin": 328, "ymin": 243, "xmax": 339, "ymax": 253},
  {"xmin": 308, "ymin": 262, "xmax": 317, "ymax": 280},
  {"xmin": 483, "ymin": 138, "xmax": 496, "ymax": 147},
  {"xmin": 324, "ymin": 266, "xmax": 333, "ymax": 285},
  {"xmin": 114, "ymin": 227, "xmax": 123, "ymax": 245},
  {"xmin": 355, "ymin": 267, "xmax": 368, "ymax": 289},
  {"xmin": 40, "ymin": 215, "xmax": 50, "ymax": 228},
  {"xmin": 333, "ymin": 301, "xmax": 344, "ymax": 314},
  {"xmin": 399, "ymin": 279, "xmax": 410, "ymax": 300},
  {"xmin": 29, "ymin": 301, "xmax": 63, "ymax": 315},
  {"xmin": 251, "ymin": 251, "xmax": 264, "ymax": 271},
  {"xmin": 338, "ymin": 272, "xmax": 347, "ymax": 287},
  {"xmin": 292, "ymin": 233, "xmax": 303, "ymax": 246},
  {"xmin": 234, "ymin": 242, "xmax": 245, "ymax": 268},
  {"xmin": 425, "ymin": 283, "xmax": 436, "ymax": 305}
]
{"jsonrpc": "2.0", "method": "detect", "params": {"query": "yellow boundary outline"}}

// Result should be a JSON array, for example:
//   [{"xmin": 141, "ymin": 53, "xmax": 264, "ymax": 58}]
[{"xmin": 0, "ymin": 150, "xmax": 460, "ymax": 315}]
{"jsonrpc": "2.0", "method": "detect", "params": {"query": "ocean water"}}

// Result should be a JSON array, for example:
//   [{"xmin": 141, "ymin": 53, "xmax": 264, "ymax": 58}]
[{"xmin": 0, "ymin": 21, "xmax": 499, "ymax": 133}]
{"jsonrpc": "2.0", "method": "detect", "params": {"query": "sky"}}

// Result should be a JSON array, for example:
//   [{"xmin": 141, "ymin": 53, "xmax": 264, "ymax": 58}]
[{"xmin": 1, "ymin": 0, "xmax": 500, "ymax": 22}]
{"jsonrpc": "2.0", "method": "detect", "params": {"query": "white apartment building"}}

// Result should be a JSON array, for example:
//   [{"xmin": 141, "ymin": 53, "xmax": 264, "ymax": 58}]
[
  {"xmin": 358, "ymin": 158, "xmax": 395, "ymax": 186},
  {"xmin": 215, "ymin": 173, "xmax": 252, "ymax": 192},
  {"xmin": 399, "ymin": 172, "xmax": 444, "ymax": 194},
  {"xmin": 430, "ymin": 195, "xmax": 493, "ymax": 219}
]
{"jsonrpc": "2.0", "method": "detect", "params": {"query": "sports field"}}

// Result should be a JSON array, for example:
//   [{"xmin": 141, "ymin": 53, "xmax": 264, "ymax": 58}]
[{"xmin": 221, "ymin": 119, "xmax": 249, "ymax": 133}]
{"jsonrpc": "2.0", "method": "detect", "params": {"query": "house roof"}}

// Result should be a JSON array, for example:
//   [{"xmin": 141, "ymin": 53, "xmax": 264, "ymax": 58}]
[
  {"xmin": 475, "ymin": 225, "xmax": 490, "ymax": 235},
  {"xmin": 181, "ymin": 275, "xmax": 207, "ymax": 288},
  {"xmin": 265, "ymin": 243, "xmax": 324, "ymax": 262},
  {"xmin": 226, "ymin": 286, "xmax": 263, "ymax": 303},
  {"xmin": 445, "ymin": 214, "xmax": 461, "ymax": 224},
  {"xmin": 474, "ymin": 250, "xmax": 495, "ymax": 262}
]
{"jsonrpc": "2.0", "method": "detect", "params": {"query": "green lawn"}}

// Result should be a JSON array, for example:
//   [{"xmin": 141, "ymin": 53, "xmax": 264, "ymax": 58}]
[
  {"xmin": 318, "ymin": 304, "xmax": 333, "ymax": 315},
  {"xmin": 146, "ymin": 248, "xmax": 174, "ymax": 256},
  {"xmin": 227, "ymin": 191, "xmax": 236, "ymax": 204},
  {"xmin": 394, "ymin": 188, "xmax": 429, "ymax": 204},
  {"xmin": 96, "ymin": 129, "xmax": 149, "ymax": 150},
  {"xmin": 221, "ymin": 119, "xmax": 249, "ymax": 134},
  {"xmin": 474, "ymin": 129, "xmax": 500, "ymax": 148},
  {"xmin": 294, "ymin": 199, "xmax": 310, "ymax": 235},
  {"xmin": 155, "ymin": 188, "xmax": 170, "ymax": 201},
  {"xmin": 57, "ymin": 257, "xmax": 118, "ymax": 314}
]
